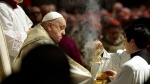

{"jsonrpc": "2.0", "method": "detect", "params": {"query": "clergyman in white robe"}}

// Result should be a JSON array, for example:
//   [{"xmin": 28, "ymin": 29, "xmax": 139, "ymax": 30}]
[
  {"xmin": 0, "ymin": 1, "xmax": 33, "ymax": 63},
  {"xmin": 109, "ymin": 56, "xmax": 150, "ymax": 84},
  {"xmin": 103, "ymin": 49, "xmax": 150, "ymax": 84}
]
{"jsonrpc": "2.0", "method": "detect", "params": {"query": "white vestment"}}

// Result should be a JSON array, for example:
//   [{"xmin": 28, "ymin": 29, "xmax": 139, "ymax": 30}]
[
  {"xmin": 0, "ymin": 1, "xmax": 33, "ymax": 63},
  {"xmin": 109, "ymin": 56, "xmax": 150, "ymax": 84},
  {"xmin": 105, "ymin": 49, "xmax": 131, "ymax": 72},
  {"xmin": 0, "ymin": 22, "xmax": 12, "ymax": 81}
]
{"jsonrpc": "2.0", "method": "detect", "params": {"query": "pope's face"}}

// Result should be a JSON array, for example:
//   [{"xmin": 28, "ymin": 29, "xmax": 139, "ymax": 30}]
[
  {"xmin": 49, "ymin": 17, "xmax": 66, "ymax": 43},
  {"xmin": 14, "ymin": 0, "xmax": 23, "ymax": 3}
]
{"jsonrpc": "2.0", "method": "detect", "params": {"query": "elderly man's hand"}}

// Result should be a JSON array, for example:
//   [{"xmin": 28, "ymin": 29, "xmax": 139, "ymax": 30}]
[
  {"xmin": 94, "ymin": 40, "xmax": 103, "ymax": 50},
  {"xmin": 104, "ymin": 70, "xmax": 117, "ymax": 81}
]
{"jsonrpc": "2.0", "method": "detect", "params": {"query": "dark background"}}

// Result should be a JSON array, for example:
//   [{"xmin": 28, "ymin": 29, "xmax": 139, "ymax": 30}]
[{"xmin": 23, "ymin": 0, "xmax": 150, "ymax": 13}]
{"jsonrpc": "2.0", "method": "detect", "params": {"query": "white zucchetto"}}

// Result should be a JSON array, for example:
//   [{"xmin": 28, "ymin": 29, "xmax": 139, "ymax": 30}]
[{"xmin": 42, "ymin": 12, "xmax": 63, "ymax": 22}]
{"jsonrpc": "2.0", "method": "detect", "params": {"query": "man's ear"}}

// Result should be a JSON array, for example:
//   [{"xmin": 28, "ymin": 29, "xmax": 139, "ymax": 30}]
[
  {"xmin": 47, "ymin": 22, "xmax": 53, "ymax": 31},
  {"xmin": 130, "ymin": 39, "xmax": 135, "ymax": 46}
]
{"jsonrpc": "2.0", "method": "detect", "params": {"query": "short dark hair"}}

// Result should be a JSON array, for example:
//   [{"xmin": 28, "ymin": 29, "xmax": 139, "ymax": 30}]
[
  {"xmin": 124, "ymin": 24, "xmax": 150, "ymax": 49},
  {"xmin": 132, "ymin": 17, "xmax": 150, "ymax": 31},
  {"xmin": 20, "ymin": 44, "xmax": 71, "ymax": 84}
]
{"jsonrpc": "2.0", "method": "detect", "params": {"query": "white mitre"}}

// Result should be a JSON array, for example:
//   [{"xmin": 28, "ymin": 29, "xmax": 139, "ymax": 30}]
[{"xmin": 42, "ymin": 12, "xmax": 63, "ymax": 22}]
